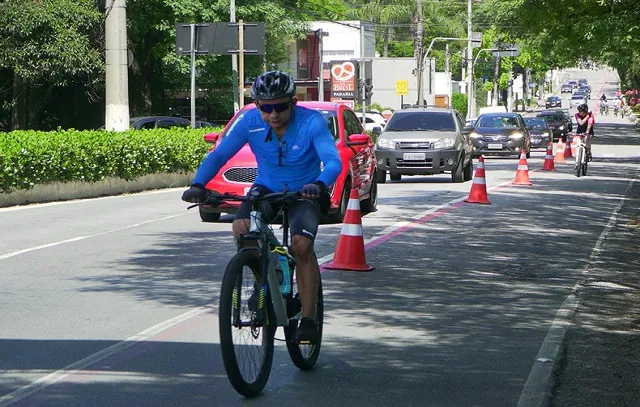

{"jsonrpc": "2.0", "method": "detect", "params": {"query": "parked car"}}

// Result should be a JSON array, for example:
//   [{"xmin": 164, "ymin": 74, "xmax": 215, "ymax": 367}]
[
  {"xmin": 546, "ymin": 96, "xmax": 562, "ymax": 109},
  {"xmin": 523, "ymin": 117, "xmax": 552, "ymax": 150},
  {"xmin": 129, "ymin": 116, "xmax": 191, "ymax": 130},
  {"xmin": 198, "ymin": 102, "xmax": 377, "ymax": 223},
  {"xmin": 561, "ymin": 83, "xmax": 573, "ymax": 94},
  {"xmin": 536, "ymin": 110, "xmax": 571, "ymax": 142},
  {"xmin": 468, "ymin": 113, "xmax": 531, "ymax": 158},
  {"xmin": 194, "ymin": 120, "xmax": 215, "ymax": 128},
  {"xmin": 374, "ymin": 107, "xmax": 474, "ymax": 183},
  {"xmin": 356, "ymin": 111, "xmax": 387, "ymax": 133}
]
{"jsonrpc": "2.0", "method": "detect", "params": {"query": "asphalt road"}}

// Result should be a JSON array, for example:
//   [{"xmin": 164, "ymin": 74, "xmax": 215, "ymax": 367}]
[{"xmin": 1, "ymin": 68, "xmax": 638, "ymax": 406}]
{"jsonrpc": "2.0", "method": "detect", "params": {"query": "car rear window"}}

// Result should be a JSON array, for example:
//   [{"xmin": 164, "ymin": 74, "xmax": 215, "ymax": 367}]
[
  {"xmin": 538, "ymin": 114, "xmax": 563, "ymax": 121},
  {"xmin": 571, "ymin": 95, "xmax": 585, "ymax": 100},
  {"xmin": 385, "ymin": 112, "xmax": 456, "ymax": 131},
  {"xmin": 476, "ymin": 115, "xmax": 520, "ymax": 128}
]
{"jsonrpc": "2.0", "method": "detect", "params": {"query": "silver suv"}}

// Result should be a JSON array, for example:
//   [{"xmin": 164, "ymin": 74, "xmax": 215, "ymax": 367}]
[{"xmin": 374, "ymin": 107, "xmax": 474, "ymax": 183}]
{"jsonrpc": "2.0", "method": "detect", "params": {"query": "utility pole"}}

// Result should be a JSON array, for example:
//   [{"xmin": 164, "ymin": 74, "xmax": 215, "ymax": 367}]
[
  {"xmin": 189, "ymin": 24, "xmax": 196, "ymax": 127},
  {"xmin": 230, "ymin": 0, "xmax": 239, "ymax": 113},
  {"xmin": 445, "ymin": 43, "xmax": 451, "ymax": 107},
  {"xmin": 466, "ymin": 0, "xmax": 473, "ymax": 118},
  {"xmin": 360, "ymin": 22, "xmax": 366, "ymax": 122},
  {"xmin": 238, "ymin": 19, "xmax": 245, "ymax": 109},
  {"xmin": 105, "ymin": 0, "xmax": 130, "ymax": 132},
  {"xmin": 317, "ymin": 28, "xmax": 325, "ymax": 102},
  {"xmin": 415, "ymin": 0, "xmax": 424, "ymax": 106}
]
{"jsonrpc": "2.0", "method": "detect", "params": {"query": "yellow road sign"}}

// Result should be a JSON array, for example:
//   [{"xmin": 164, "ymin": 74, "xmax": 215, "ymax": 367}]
[{"xmin": 395, "ymin": 80, "xmax": 408, "ymax": 96}]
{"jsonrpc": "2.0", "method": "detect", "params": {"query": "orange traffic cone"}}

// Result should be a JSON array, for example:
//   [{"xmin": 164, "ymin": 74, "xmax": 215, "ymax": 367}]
[
  {"xmin": 513, "ymin": 150, "xmax": 532, "ymax": 186},
  {"xmin": 541, "ymin": 141, "xmax": 557, "ymax": 171},
  {"xmin": 564, "ymin": 139, "xmax": 573, "ymax": 159},
  {"xmin": 323, "ymin": 188, "xmax": 374, "ymax": 272},
  {"xmin": 464, "ymin": 156, "xmax": 491, "ymax": 204},
  {"xmin": 554, "ymin": 138, "xmax": 566, "ymax": 163}
]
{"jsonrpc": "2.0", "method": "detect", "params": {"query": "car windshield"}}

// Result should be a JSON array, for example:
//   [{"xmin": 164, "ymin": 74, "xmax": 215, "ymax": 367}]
[
  {"xmin": 571, "ymin": 96, "xmax": 585, "ymax": 100},
  {"xmin": 476, "ymin": 115, "xmax": 520, "ymax": 128},
  {"xmin": 385, "ymin": 112, "xmax": 456, "ymax": 131},
  {"xmin": 524, "ymin": 118, "xmax": 547, "ymax": 129},
  {"xmin": 220, "ymin": 109, "xmax": 339, "ymax": 141},
  {"xmin": 539, "ymin": 114, "xmax": 563, "ymax": 121}
]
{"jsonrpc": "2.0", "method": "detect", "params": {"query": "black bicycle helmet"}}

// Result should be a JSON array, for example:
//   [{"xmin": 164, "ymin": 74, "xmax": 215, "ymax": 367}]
[
  {"xmin": 251, "ymin": 70, "xmax": 296, "ymax": 100},
  {"xmin": 578, "ymin": 103, "xmax": 589, "ymax": 113}
]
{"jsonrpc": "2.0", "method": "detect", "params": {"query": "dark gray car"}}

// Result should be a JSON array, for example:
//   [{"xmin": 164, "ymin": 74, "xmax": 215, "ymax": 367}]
[
  {"xmin": 374, "ymin": 107, "xmax": 474, "ymax": 183},
  {"xmin": 468, "ymin": 113, "xmax": 531, "ymax": 158}
]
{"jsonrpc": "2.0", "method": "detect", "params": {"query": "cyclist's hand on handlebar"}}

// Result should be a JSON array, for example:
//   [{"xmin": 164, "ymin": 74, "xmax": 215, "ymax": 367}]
[
  {"xmin": 182, "ymin": 183, "xmax": 209, "ymax": 203},
  {"xmin": 301, "ymin": 181, "xmax": 327, "ymax": 199}
]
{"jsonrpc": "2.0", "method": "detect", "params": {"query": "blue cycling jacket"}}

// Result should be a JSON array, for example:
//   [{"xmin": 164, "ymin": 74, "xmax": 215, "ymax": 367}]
[{"xmin": 192, "ymin": 105, "xmax": 342, "ymax": 192}]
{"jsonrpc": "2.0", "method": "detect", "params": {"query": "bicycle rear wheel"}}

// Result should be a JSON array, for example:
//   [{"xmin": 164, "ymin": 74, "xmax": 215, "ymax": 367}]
[
  {"xmin": 219, "ymin": 251, "xmax": 276, "ymax": 397},
  {"xmin": 284, "ymin": 276, "xmax": 324, "ymax": 370},
  {"xmin": 582, "ymin": 159, "xmax": 588, "ymax": 176}
]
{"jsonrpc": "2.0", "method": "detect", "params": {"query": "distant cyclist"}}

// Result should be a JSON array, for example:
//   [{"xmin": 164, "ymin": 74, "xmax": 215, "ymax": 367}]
[
  {"xmin": 599, "ymin": 94, "xmax": 608, "ymax": 115},
  {"xmin": 575, "ymin": 103, "xmax": 595, "ymax": 161}
]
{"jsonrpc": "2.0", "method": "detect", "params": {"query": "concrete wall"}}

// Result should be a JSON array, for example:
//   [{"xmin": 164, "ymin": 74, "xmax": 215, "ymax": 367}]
[
  {"xmin": 371, "ymin": 57, "xmax": 435, "ymax": 110},
  {"xmin": 0, "ymin": 173, "xmax": 194, "ymax": 208}
]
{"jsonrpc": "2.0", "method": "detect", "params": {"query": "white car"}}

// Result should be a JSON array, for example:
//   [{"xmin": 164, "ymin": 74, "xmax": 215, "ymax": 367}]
[
  {"xmin": 570, "ymin": 95, "xmax": 587, "ymax": 108},
  {"xmin": 356, "ymin": 112, "xmax": 387, "ymax": 133}
]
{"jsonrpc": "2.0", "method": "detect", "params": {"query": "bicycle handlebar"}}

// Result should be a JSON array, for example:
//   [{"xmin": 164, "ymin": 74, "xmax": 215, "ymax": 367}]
[{"xmin": 187, "ymin": 190, "xmax": 303, "ymax": 210}]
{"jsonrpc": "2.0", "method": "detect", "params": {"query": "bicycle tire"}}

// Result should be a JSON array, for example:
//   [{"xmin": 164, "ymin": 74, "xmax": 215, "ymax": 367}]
[
  {"xmin": 219, "ymin": 251, "xmax": 276, "ymax": 397},
  {"xmin": 582, "ymin": 159, "xmax": 588, "ymax": 176},
  {"xmin": 284, "ymin": 277, "xmax": 324, "ymax": 370},
  {"xmin": 575, "ymin": 148, "xmax": 583, "ymax": 177}
]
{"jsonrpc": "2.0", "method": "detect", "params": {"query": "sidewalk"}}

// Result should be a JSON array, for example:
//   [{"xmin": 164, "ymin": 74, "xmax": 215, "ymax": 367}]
[{"xmin": 551, "ymin": 178, "xmax": 640, "ymax": 406}]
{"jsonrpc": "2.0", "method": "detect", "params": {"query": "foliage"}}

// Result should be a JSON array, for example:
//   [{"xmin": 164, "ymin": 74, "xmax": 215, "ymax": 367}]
[
  {"xmin": 451, "ymin": 93, "xmax": 467, "ymax": 117},
  {"xmin": 0, "ymin": 127, "xmax": 218, "ymax": 193},
  {"xmin": 0, "ymin": 0, "xmax": 103, "ymax": 86}
]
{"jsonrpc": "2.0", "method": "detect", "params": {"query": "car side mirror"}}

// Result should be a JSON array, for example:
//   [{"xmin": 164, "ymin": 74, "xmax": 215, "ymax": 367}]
[
  {"xmin": 203, "ymin": 132, "xmax": 220, "ymax": 144},
  {"xmin": 463, "ymin": 125, "xmax": 473, "ymax": 132},
  {"xmin": 347, "ymin": 134, "xmax": 370, "ymax": 146},
  {"xmin": 371, "ymin": 126, "xmax": 382, "ymax": 136}
]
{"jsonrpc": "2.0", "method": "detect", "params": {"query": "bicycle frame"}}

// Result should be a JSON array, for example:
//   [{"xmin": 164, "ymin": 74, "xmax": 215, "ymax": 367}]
[{"xmin": 233, "ymin": 194, "xmax": 298, "ymax": 328}]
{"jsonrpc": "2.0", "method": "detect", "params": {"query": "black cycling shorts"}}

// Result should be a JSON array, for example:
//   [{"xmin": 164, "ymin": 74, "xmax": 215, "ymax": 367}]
[{"xmin": 235, "ymin": 184, "xmax": 321, "ymax": 241}]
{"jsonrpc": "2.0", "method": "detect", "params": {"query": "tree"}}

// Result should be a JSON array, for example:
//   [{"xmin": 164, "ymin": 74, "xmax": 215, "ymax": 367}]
[{"xmin": 0, "ymin": 0, "xmax": 103, "ymax": 129}]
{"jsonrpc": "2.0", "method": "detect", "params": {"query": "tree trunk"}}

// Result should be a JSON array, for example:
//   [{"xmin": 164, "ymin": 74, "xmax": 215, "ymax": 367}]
[
  {"xmin": 383, "ymin": 25, "xmax": 390, "ymax": 57},
  {"xmin": 492, "ymin": 56, "xmax": 501, "ymax": 106},
  {"xmin": 11, "ymin": 71, "xmax": 27, "ymax": 130}
]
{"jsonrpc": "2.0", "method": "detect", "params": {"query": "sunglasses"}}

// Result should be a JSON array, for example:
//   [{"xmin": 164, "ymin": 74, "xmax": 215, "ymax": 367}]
[{"xmin": 256, "ymin": 101, "xmax": 291, "ymax": 114}]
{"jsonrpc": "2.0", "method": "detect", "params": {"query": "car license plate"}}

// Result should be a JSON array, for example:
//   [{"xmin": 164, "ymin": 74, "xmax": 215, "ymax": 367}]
[
  {"xmin": 488, "ymin": 143, "xmax": 503, "ymax": 149},
  {"xmin": 403, "ymin": 152, "xmax": 425, "ymax": 160}
]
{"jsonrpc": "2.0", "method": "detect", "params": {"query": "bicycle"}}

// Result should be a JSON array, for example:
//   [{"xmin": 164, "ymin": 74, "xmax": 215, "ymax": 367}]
[
  {"xmin": 574, "ymin": 132, "xmax": 589, "ymax": 177},
  {"xmin": 189, "ymin": 189, "xmax": 323, "ymax": 397}
]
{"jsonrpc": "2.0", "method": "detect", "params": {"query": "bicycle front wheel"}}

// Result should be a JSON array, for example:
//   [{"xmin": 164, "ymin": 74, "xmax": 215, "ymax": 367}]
[
  {"xmin": 219, "ymin": 251, "xmax": 276, "ymax": 397},
  {"xmin": 285, "ymin": 277, "xmax": 324, "ymax": 370},
  {"xmin": 575, "ymin": 148, "xmax": 583, "ymax": 177}
]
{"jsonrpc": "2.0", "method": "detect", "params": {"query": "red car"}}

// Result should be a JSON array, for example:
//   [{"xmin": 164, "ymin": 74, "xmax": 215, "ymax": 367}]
[{"xmin": 198, "ymin": 101, "xmax": 378, "ymax": 223}]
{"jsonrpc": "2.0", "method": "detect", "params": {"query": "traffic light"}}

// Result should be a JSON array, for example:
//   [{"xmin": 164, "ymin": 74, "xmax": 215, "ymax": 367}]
[{"xmin": 364, "ymin": 79, "xmax": 373, "ymax": 101}]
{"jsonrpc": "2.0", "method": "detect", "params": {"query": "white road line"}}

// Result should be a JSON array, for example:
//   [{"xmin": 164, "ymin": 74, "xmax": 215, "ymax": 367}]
[
  {"xmin": 517, "ymin": 177, "xmax": 635, "ymax": 407},
  {"xmin": 0, "ymin": 305, "xmax": 212, "ymax": 407},
  {"xmin": 0, "ymin": 214, "xmax": 187, "ymax": 260}
]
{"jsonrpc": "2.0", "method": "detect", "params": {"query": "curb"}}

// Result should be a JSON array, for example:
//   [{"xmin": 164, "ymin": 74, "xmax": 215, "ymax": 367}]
[{"xmin": 0, "ymin": 172, "xmax": 194, "ymax": 208}]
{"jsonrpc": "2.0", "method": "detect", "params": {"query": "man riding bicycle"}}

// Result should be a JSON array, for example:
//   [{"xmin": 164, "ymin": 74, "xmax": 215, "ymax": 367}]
[
  {"xmin": 575, "ymin": 103, "xmax": 595, "ymax": 161},
  {"xmin": 182, "ymin": 70, "xmax": 342, "ymax": 344}
]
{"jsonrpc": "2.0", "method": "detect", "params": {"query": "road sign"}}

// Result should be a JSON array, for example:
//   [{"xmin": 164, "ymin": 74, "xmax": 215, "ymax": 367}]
[
  {"xmin": 395, "ymin": 80, "xmax": 409, "ymax": 96},
  {"xmin": 491, "ymin": 43, "xmax": 520, "ymax": 57},
  {"xmin": 471, "ymin": 31, "xmax": 483, "ymax": 48},
  {"xmin": 330, "ymin": 61, "xmax": 357, "ymax": 99},
  {"xmin": 175, "ymin": 22, "xmax": 265, "ymax": 55}
]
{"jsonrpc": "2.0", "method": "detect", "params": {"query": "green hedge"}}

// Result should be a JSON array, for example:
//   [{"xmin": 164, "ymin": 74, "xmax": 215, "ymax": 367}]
[
  {"xmin": 0, "ymin": 127, "xmax": 220, "ymax": 194},
  {"xmin": 452, "ymin": 93, "xmax": 468, "ymax": 118}
]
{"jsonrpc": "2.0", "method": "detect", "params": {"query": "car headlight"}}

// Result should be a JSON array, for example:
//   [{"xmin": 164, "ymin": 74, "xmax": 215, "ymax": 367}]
[
  {"xmin": 470, "ymin": 131, "xmax": 483, "ymax": 139},
  {"xmin": 433, "ymin": 138, "xmax": 456, "ymax": 150},
  {"xmin": 509, "ymin": 132, "xmax": 524, "ymax": 139},
  {"xmin": 376, "ymin": 137, "xmax": 395, "ymax": 149},
  {"xmin": 559, "ymin": 125, "xmax": 565, "ymax": 130},
  {"xmin": 542, "ymin": 132, "xmax": 550, "ymax": 137}
]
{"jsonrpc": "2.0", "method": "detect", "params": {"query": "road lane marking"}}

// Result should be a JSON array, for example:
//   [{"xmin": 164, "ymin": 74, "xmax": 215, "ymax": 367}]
[
  {"xmin": 517, "ymin": 176, "xmax": 635, "ymax": 407},
  {"xmin": 0, "ymin": 306, "xmax": 212, "ymax": 407},
  {"xmin": 0, "ymin": 214, "xmax": 187, "ymax": 260}
]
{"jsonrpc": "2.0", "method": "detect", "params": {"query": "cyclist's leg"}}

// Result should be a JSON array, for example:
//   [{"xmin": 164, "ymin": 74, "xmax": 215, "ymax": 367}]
[{"xmin": 288, "ymin": 199, "xmax": 322, "ymax": 321}]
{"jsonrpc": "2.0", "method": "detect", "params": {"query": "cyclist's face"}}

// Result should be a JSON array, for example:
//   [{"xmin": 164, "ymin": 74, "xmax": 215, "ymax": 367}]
[{"xmin": 256, "ymin": 96, "xmax": 296, "ymax": 130}]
